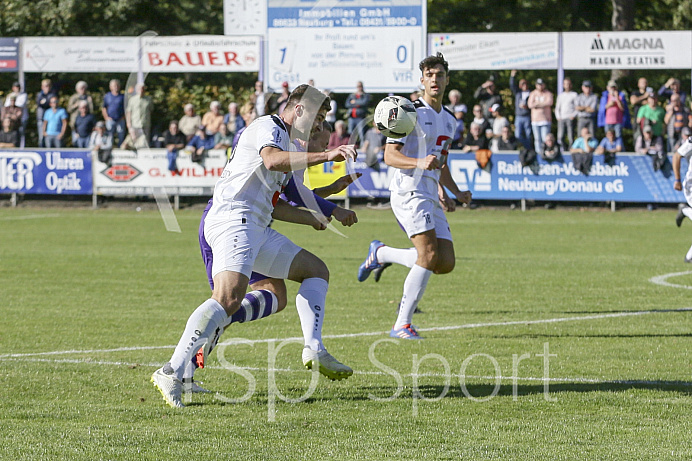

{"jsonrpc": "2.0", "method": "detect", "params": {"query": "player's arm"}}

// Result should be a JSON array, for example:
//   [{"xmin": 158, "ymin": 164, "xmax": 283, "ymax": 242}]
[
  {"xmin": 384, "ymin": 142, "xmax": 438, "ymax": 170},
  {"xmin": 673, "ymin": 151, "xmax": 683, "ymax": 191},
  {"xmin": 439, "ymin": 163, "xmax": 471, "ymax": 204},
  {"xmin": 261, "ymin": 145, "xmax": 357, "ymax": 172},
  {"xmin": 313, "ymin": 173, "xmax": 362, "ymax": 197},
  {"xmin": 271, "ymin": 199, "xmax": 329, "ymax": 230}
]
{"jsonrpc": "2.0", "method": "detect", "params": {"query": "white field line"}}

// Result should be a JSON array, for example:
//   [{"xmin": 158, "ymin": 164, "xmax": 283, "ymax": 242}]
[
  {"xmin": 649, "ymin": 271, "xmax": 692, "ymax": 290},
  {"xmin": 0, "ymin": 213, "xmax": 65, "ymax": 221},
  {"xmin": 2, "ymin": 356, "xmax": 691, "ymax": 387},
  {"xmin": 1, "ymin": 307, "xmax": 691, "ymax": 359}
]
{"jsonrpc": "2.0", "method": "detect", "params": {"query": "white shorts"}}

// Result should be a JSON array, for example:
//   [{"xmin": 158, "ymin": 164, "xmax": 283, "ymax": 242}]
[
  {"xmin": 390, "ymin": 191, "xmax": 452, "ymax": 241},
  {"xmin": 204, "ymin": 214, "xmax": 302, "ymax": 280}
]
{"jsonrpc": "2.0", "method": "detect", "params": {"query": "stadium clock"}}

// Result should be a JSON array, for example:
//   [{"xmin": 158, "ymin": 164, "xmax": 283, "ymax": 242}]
[{"xmin": 224, "ymin": 0, "xmax": 266, "ymax": 35}]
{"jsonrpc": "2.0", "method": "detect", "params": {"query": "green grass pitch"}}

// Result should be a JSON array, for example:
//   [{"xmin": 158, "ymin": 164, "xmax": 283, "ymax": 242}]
[{"xmin": 1, "ymin": 205, "xmax": 692, "ymax": 460}]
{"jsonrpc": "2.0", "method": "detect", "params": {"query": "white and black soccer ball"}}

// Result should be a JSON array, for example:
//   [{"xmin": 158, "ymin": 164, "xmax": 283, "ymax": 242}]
[{"xmin": 374, "ymin": 96, "xmax": 417, "ymax": 139}]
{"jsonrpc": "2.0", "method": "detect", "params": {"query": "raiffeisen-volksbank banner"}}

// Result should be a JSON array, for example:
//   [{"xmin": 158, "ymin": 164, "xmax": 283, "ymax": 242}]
[
  {"xmin": 447, "ymin": 152, "xmax": 685, "ymax": 202},
  {"xmin": 346, "ymin": 153, "xmax": 686, "ymax": 203}
]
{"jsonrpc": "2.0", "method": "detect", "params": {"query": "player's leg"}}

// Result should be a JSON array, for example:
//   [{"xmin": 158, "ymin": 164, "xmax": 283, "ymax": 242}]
[
  {"xmin": 285, "ymin": 249, "xmax": 353, "ymax": 380},
  {"xmin": 677, "ymin": 182, "xmax": 692, "ymax": 262}
]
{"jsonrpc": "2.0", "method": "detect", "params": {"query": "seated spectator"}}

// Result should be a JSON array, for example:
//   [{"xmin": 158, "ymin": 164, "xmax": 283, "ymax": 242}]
[
  {"xmin": 595, "ymin": 129, "xmax": 623, "ymax": 165},
  {"xmin": 570, "ymin": 126, "xmax": 598, "ymax": 175},
  {"xmin": 541, "ymin": 133, "xmax": 561, "ymax": 161},
  {"xmin": 637, "ymin": 92, "xmax": 666, "ymax": 140},
  {"xmin": 179, "ymin": 103, "xmax": 202, "ymax": 141},
  {"xmin": 461, "ymin": 122, "xmax": 489, "ymax": 152},
  {"xmin": 598, "ymin": 80, "xmax": 630, "ymax": 140},
  {"xmin": 213, "ymin": 123, "xmax": 234, "ymax": 150},
  {"xmin": 201, "ymin": 101, "xmax": 224, "ymax": 136},
  {"xmin": 0, "ymin": 118, "xmax": 19, "ymax": 148},
  {"xmin": 489, "ymin": 104, "xmax": 510, "ymax": 151},
  {"xmin": 361, "ymin": 121, "xmax": 386, "ymax": 170},
  {"xmin": 222, "ymin": 102, "xmax": 246, "ymax": 138},
  {"xmin": 73, "ymin": 101, "xmax": 96, "ymax": 148},
  {"xmin": 665, "ymin": 93, "xmax": 691, "ymax": 152},
  {"xmin": 4, "ymin": 82, "xmax": 28, "ymax": 147},
  {"xmin": 1, "ymin": 94, "xmax": 23, "ymax": 132},
  {"xmin": 636, "ymin": 125, "xmax": 666, "ymax": 171},
  {"xmin": 67, "ymin": 81, "xmax": 94, "ymax": 145},
  {"xmin": 89, "ymin": 121, "xmax": 113, "ymax": 165},
  {"xmin": 658, "ymin": 77, "xmax": 686, "ymax": 106},
  {"xmin": 186, "ymin": 125, "xmax": 215, "ymax": 163},
  {"xmin": 674, "ymin": 127, "xmax": 692, "ymax": 153},
  {"xmin": 42, "ymin": 96, "xmax": 68, "ymax": 148},
  {"xmin": 163, "ymin": 120, "xmax": 186, "ymax": 173},
  {"xmin": 328, "ymin": 120, "xmax": 350, "ymax": 149},
  {"xmin": 496, "ymin": 125, "xmax": 520, "ymax": 151}
]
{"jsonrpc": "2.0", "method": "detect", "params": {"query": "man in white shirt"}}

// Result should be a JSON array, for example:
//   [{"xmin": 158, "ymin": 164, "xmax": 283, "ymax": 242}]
[
  {"xmin": 555, "ymin": 77, "xmax": 578, "ymax": 150},
  {"xmin": 152, "ymin": 85, "xmax": 357, "ymax": 408}
]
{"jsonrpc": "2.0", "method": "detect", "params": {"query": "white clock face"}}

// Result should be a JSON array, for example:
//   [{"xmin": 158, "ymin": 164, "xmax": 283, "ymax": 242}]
[{"xmin": 225, "ymin": 0, "xmax": 266, "ymax": 35}]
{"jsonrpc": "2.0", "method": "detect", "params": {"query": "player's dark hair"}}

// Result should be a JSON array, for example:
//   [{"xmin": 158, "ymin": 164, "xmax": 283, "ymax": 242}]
[
  {"xmin": 321, "ymin": 120, "xmax": 333, "ymax": 133},
  {"xmin": 286, "ymin": 84, "xmax": 331, "ymax": 114},
  {"xmin": 419, "ymin": 52, "xmax": 449, "ymax": 74}
]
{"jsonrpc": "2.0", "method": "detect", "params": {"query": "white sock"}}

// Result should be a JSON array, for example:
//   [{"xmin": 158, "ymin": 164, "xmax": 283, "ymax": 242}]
[
  {"xmin": 377, "ymin": 246, "xmax": 417, "ymax": 268},
  {"xmin": 394, "ymin": 264, "xmax": 432, "ymax": 329},
  {"xmin": 166, "ymin": 299, "xmax": 227, "ymax": 380},
  {"xmin": 296, "ymin": 277, "xmax": 329, "ymax": 351},
  {"xmin": 686, "ymin": 244, "xmax": 692, "ymax": 261},
  {"xmin": 684, "ymin": 207, "xmax": 692, "ymax": 220}
]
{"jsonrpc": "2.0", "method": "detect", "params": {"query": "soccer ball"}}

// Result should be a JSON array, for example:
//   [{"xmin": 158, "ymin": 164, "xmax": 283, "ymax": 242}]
[{"xmin": 374, "ymin": 96, "xmax": 417, "ymax": 138}]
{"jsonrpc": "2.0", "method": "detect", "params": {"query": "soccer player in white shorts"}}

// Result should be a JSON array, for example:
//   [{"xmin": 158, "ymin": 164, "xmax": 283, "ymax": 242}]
[
  {"xmin": 673, "ymin": 137, "xmax": 692, "ymax": 261},
  {"xmin": 357, "ymin": 53, "xmax": 472, "ymax": 339},
  {"xmin": 152, "ymin": 85, "xmax": 358, "ymax": 407}
]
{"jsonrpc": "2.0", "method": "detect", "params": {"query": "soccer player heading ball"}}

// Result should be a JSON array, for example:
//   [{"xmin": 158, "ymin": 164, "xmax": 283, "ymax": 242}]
[
  {"xmin": 152, "ymin": 84, "xmax": 357, "ymax": 408},
  {"xmin": 358, "ymin": 53, "xmax": 472, "ymax": 339}
]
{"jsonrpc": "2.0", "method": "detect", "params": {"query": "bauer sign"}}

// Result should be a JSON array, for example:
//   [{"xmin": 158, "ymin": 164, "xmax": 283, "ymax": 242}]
[
  {"xmin": 0, "ymin": 149, "xmax": 92, "ymax": 195},
  {"xmin": 266, "ymin": 0, "xmax": 426, "ymax": 93},
  {"xmin": 142, "ymin": 35, "xmax": 260, "ymax": 72}
]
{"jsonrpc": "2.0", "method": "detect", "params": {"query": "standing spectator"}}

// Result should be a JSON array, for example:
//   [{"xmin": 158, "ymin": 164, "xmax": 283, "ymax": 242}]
[
  {"xmin": 665, "ymin": 93, "xmax": 691, "ymax": 152},
  {"xmin": 89, "ymin": 121, "xmax": 113, "ymax": 165},
  {"xmin": 73, "ymin": 101, "xmax": 95, "ymax": 148},
  {"xmin": 323, "ymin": 89, "xmax": 337, "ymax": 127},
  {"xmin": 361, "ymin": 121, "xmax": 386, "ymax": 170},
  {"xmin": 575, "ymin": 80, "xmax": 598, "ymax": 136},
  {"xmin": 637, "ymin": 92, "xmax": 666, "ymax": 139},
  {"xmin": 125, "ymin": 83, "xmax": 153, "ymax": 149},
  {"xmin": 213, "ymin": 123, "xmax": 234, "ymax": 150},
  {"xmin": 250, "ymin": 80, "xmax": 275, "ymax": 117},
  {"xmin": 1, "ymin": 94, "xmax": 23, "ymax": 132},
  {"xmin": 276, "ymin": 82, "xmax": 291, "ymax": 114},
  {"xmin": 102, "ymin": 79, "xmax": 126, "ymax": 147},
  {"xmin": 186, "ymin": 125, "xmax": 215, "ymax": 163},
  {"xmin": 461, "ymin": 122, "xmax": 489, "ymax": 152},
  {"xmin": 178, "ymin": 103, "xmax": 202, "ymax": 142},
  {"xmin": 489, "ymin": 104, "xmax": 509, "ymax": 151},
  {"xmin": 474, "ymin": 78, "xmax": 502, "ymax": 119},
  {"xmin": 570, "ymin": 126, "xmax": 598, "ymax": 175},
  {"xmin": 596, "ymin": 128, "xmax": 623, "ymax": 165},
  {"xmin": 328, "ymin": 120, "xmax": 350, "ymax": 149},
  {"xmin": 345, "ymin": 81, "xmax": 371, "ymax": 143},
  {"xmin": 555, "ymin": 77, "xmax": 578, "ymax": 149},
  {"xmin": 36, "ymin": 79, "xmax": 57, "ymax": 147},
  {"xmin": 451, "ymin": 105, "xmax": 465, "ymax": 149},
  {"xmin": 598, "ymin": 80, "xmax": 630, "ymax": 140},
  {"xmin": 222, "ymin": 102, "xmax": 246, "ymax": 139},
  {"xmin": 240, "ymin": 101, "xmax": 258, "ymax": 126},
  {"xmin": 630, "ymin": 77, "xmax": 649, "ymax": 142},
  {"xmin": 201, "ymin": 101, "xmax": 224, "ymax": 136},
  {"xmin": 542, "ymin": 133, "xmax": 561, "ymax": 161},
  {"xmin": 4, "ymin": 81, "xmax": 28, "ymax": 147},
  {"xmin": 636, "ymin": 125, "xmax": 666, "ymax": 171},
  {"xmin": 163, "ymin": 120, "xmax": 186, "ymax": 173},
  {"xmin": 67, "ymin": 81, "xmax": 94, "ymax": 145},
  {"xmin": 0, "ymin": 118, "xmax": 19, "ymax": 148},
  {"xmin": 509, "ymin": 70, "xmax": 532, "ymax": 150},
  {"xmin": 497, "ymin": 125, "xmax": 520, "ymax": 151},
  {"xmin": 527, "ymin": 78, "xmax": 553, "ymax": 155},
  {"xmin": 42, "ymin": 96, "xmax": 68, "ymax": 148},
  {"xmin": 658, "ymin": 77, "xmax": 686, "ymax": 106},
  {"xmin": 470, "ymin": 104, "xmax": 491, "ymax": 136}
]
